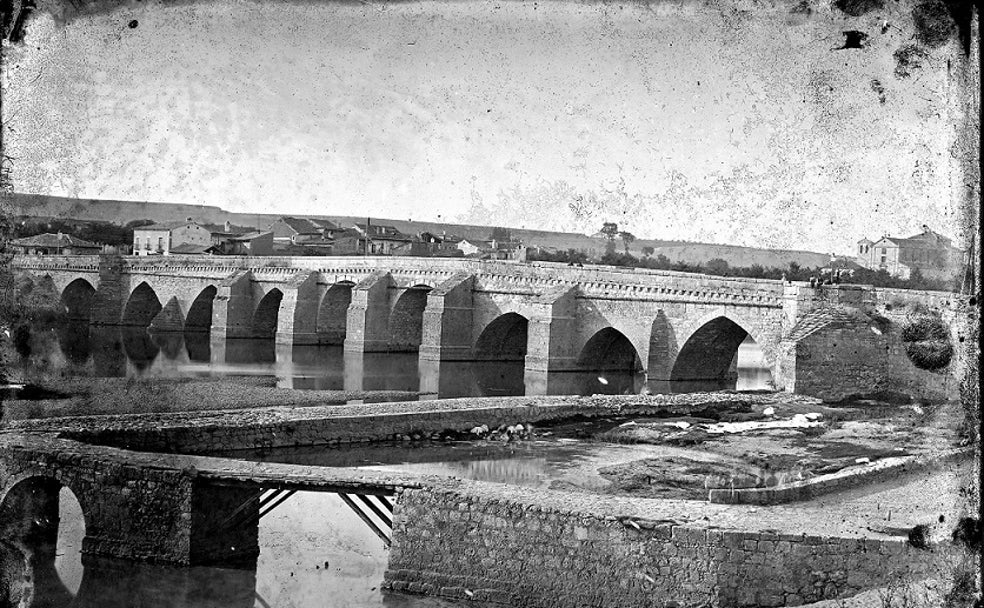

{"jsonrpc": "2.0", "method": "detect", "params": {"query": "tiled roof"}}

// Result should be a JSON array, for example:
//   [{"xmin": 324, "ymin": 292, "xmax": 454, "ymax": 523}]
[
  {"xmin": 309, "ymin": 218, "xmax": 339, "ymax": 230},
  {"xmin": 170, "ymin": 243, "xmax": 212, "ymax": 254},
  {"xmin": 229, "ymin": 231, "xmax": 271, "ymax": 241},
  {"xmin": 273, "ymin": 217, "xmax": 322, "ymax": 234},
  {"xmin": 784, "ymin": 305, "xmax": 870, "ymax": 342},
  {"xmin": 10, "ymin": 233, "xmax": 100, "ymax": 248}
]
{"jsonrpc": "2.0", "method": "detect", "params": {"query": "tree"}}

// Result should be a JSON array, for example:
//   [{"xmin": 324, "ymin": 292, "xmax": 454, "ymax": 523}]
[
  {"xmin": 705, "ymin": 258, "xmax": 730, "ymax": 276},
  {"xmin": 641, "ymin": 246, "xmax": 654, "ymax": 258},
  {"xmin": 599, "ymin": 222, "xmax": 619, "ymax": 255},
  {"xmin": 619, "ymin": 231, "xmax": 636, "ymax": 254},
  {"xmin": 489, "ymin": 226, "xmax": 512, "ymax": 242}
]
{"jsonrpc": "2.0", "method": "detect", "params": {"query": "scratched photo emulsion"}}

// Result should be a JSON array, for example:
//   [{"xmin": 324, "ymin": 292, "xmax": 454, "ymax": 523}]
[{"xmin": 0, "ymin": 0, "xmax": 979, "ymax": 606}]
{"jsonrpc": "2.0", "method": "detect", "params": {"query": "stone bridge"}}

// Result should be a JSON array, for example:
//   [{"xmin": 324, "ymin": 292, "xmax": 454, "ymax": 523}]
[{"xmin": 9, "ymin": 254, "xmax": 964, "ymax": 398}]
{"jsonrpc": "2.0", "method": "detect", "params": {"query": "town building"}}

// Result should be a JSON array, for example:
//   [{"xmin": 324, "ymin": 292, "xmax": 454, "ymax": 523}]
[
  {"xmin": 348, "ymin": 222, "xmax": 416, "ymax": 255},
  {"xmin": 201, "ymin": 221, "xmax": 275, "ymax": 256},
  {"xmin": 268, "ymin": 217, "xmax": 329, "ymax": 246},
  {"xmin": 416, "ymin": 232, "xmax": 463, "ymax": 256},
  {"xmin": 133, "ymin": 219, "xmax": 212, "ymax": 256},
  {"xmin": 856, "ymin": 226, "xmax": 963, "ymax": 280},
  {"xmin": 8, "ymin": 232, "xmax": 102, "ymax": 255},
  {"xmin": 456, "ymin": 238, "xmax": 527, "ymax": 261}
]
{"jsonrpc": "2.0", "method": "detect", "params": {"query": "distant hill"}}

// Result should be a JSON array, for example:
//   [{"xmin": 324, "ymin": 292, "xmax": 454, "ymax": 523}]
[{"xmin": 3, "ymin": 192, "xmax": 833, "ymax": 269}]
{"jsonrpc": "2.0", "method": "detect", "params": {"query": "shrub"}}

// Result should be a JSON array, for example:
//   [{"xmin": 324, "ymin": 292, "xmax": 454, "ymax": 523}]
[{"xmin": 900, "ymin": 313, "xmax": 953, "ymax": 370}]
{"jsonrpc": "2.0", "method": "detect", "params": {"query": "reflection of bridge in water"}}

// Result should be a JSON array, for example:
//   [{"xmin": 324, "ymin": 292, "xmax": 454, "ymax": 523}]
[
  {"xmin": 11, "ymin": 255, "xmax": 957, "ymax": 398},
  {"xmin": 31, "ymin": 324, "xmax": 653, "ymax": 398}
]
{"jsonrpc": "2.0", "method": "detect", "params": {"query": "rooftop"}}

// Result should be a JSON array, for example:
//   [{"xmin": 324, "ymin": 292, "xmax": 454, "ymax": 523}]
[
  {"xmin": 10, "ymin": 233, "xmax": 101, "ymax": 248},
  {"xmin": 272, "ymin": 217, "xmax": 323, "ymax": 234}
]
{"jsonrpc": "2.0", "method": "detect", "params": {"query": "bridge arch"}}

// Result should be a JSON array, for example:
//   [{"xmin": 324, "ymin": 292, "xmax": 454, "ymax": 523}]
[
  {"xmin": 317, "ymin": 281, "xmax": 355, "ymax": 344},
  {"xmin": 389, "ymin": 285, "xmax": 432, "ymax": 352},
  {"xmin": 670, "ymin": 313, "xmax": 763, "ymax": 392},
  {"xmin": 121, "ymin": 282, "xmax": 163, "ymax": 327},
  {"xmin": 61, "ymin": 278, "xmax": 96, "ymax": 321},
  {"xmin": 474, "ymin": 312, "xmax": 529, "ymax": 361},
  {"xmin": 576, "ymin": 327, "xmax": 644, "ymax": 395},
  {"xmin": 184, "ymin": 286, "xmax": 218, "ymax": 333},
  {"xmin": 252, "ymin": 288, "xmax": 284, "ymax": 339},
  {"xmin": 0, "ymin": 473, "xmax": 87, "ymax": 602}
]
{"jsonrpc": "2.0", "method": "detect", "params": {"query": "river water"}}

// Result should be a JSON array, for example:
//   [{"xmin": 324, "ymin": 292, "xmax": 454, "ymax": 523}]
[
  {"xmin": 8, "ymin": 323, "xmax": 773, "ymax": 606},
  {"xmin": 11, "ymin": 324, "xmax": 773, "ymax": 397}
]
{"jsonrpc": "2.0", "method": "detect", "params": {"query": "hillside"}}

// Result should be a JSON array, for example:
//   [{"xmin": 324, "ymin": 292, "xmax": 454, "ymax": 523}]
[{"xmin": 3, "ymin": 192, "xmax": 833, "ymax": 269}]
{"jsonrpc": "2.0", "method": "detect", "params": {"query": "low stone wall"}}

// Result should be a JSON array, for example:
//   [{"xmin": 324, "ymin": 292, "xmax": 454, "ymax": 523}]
[
  {"xmin": 384, "ymin": 487, "xmax": 953, "ymax": 608},
  {"xmin": 35, "ymin": 393, "xmax": 774, "ymax": 454},
  {"xmin": 708, "ymin": 448, "xmax": 972, "ymax": 505}
]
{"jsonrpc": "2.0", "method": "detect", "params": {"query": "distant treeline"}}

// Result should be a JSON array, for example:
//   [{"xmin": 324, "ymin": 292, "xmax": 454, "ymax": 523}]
[{"xmin": 528, "ymin": 249, "xmax": 962, "ymax": 292}]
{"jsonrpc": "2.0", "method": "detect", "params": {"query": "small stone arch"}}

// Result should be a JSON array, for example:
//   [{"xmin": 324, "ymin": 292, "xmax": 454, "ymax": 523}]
[
  {"xmin": 121, "ymin": 282, "xmax": 163, "ymax": 327},
  {"xmin": 670, "ymin": 315, "xmax": 757, "ymax": 392},
  {"xmin": 389, "ymin": 285, "xmax": 432, "ymax": 352},
  {"xmin": 61, "ymin": 278, "xmax": 96, "ymax": 321},
  {"xmin": 0, "ymin": 473, "xmax": 86, "ymax": 603},
  {"xmin": 474, "ymin": 312, "xmax": 529, "ymax": 361},
  {"xmin": 317, "ymin": 281, "xmax": 355, "ymax": 344},
  {"xmin": 184, "ymin": 286, "xmax": 218, "ymax": 333},
  {"xmin": 252, "ymin": 288, "xmax": 284, "ymax": 339}
]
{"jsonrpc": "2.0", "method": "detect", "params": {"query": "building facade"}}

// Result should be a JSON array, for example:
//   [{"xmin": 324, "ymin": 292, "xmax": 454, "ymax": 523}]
[
  {"xmin": 856, "ymin": 226, "xmax": 963, "ymax": 280},
  {"xmin": 133, "ymin": 220, "xmax": 212, "ymax": 256}
]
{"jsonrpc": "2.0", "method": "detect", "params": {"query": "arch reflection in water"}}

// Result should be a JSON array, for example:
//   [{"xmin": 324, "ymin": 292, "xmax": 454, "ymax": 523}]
[{"xmin": 32, "ymin": 325, "xmax": 776, "ymax": 398}]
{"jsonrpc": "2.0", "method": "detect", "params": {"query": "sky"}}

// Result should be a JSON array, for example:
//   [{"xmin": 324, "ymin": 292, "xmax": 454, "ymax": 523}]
[{"xmin": 1, "ymin": 0, "xmax": 973, "ymax": 254}]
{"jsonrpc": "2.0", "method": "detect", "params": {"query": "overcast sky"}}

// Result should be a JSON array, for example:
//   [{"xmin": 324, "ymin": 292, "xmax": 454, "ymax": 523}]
[{"xmin": 2, "ymin": 0, "xmax": 971, "ymax": 253}]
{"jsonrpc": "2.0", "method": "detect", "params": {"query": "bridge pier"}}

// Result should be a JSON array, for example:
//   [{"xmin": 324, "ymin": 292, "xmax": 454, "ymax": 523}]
[
  {"xmin": 89, "ymin": 255, "xmax": 127, "ymax": 326},
  {"xmin": 523, "ymin": 286, "xmax": 579, "ymax": 394},
  {"xmin": 419, "ymin": 273, "xmax": 475, "ymax": 362},
  {"xmin": 212, "ymin": 271, "xmax": 255, "ymax": 339},
  {"xmin": 344, "ymin": 271, "xmax": 394, "ymax": 354},
  {"xmin": 276, "ymin": 272, "xmax": 321, "ymax": 346},
  {"xmin": 149, "ymin": 296, "xmax": 188, "ymax": 332}
]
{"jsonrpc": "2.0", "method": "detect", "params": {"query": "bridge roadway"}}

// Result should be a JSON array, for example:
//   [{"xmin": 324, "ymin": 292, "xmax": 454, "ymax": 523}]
[{"xmin": 8, "ymin": 254, "xmax": 960, "ymax": 397}]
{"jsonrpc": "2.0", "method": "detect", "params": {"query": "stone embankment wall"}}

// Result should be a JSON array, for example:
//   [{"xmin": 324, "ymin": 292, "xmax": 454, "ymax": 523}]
[
  {"xmin": 47, "ymin": 394, "xmax": 770, "ymax": 454},
  {"xmin": 385, "ymin": 488, "xmax": 951, "ymax": 608}
]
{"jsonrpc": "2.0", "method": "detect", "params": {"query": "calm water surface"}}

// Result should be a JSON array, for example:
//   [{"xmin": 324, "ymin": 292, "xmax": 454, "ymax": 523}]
[
  {"xmin": 13, "ymin": 325, "xmax": 773, "ymax": 397},
  {"xmin": 9, "ymin": 324, "xmax": 772, "ymax": 606}
]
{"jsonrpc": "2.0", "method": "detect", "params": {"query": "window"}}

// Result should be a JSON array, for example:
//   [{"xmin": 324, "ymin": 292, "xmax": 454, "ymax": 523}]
[
  {"xmin": 881, "ymin": 247, "xmax": 887, "ymax": 254},
  {"xmin": 158, "ymin": 237, "xmax": 164, "ymax": 252},
  {"xmin": 145, "ymin": 238, "xmax": 151, "ymax": 250},
  {"xmin": 881, "ymin": 255, "xmax": 886, "ymax": 264}
]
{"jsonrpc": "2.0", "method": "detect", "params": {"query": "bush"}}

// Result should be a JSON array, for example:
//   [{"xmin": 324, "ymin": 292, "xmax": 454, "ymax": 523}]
[
  {"xmin": 900, "ymin": 313, "xmax": 953, "ymax": 371},
  {"xmin": 900, "ymin": 314, "xmax": 949, "ymax": 342}
]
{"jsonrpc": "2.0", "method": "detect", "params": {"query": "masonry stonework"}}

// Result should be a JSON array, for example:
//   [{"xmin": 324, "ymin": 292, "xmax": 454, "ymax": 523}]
[
  {"xmin": 9, "ymin": 255, "xmax": 967, "ymax": 401},
  {"xmin": 384, "ymin": 488, "xmax": 950, "ymax": 608}
]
